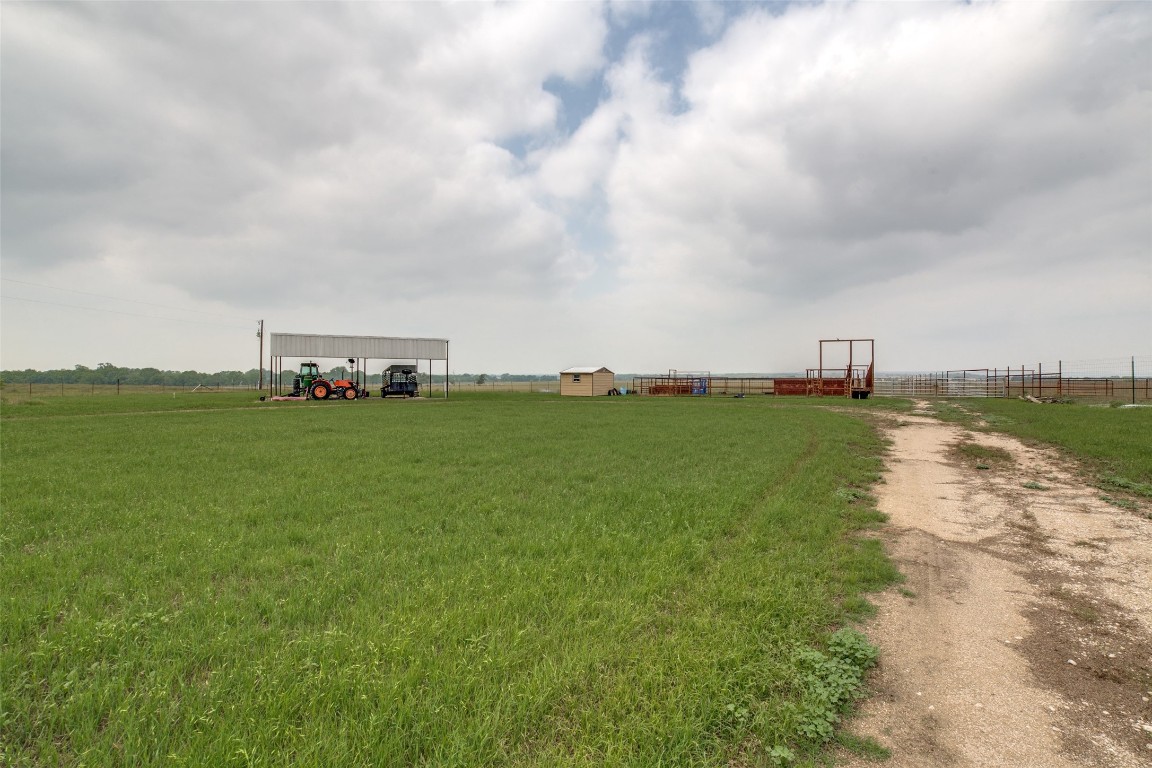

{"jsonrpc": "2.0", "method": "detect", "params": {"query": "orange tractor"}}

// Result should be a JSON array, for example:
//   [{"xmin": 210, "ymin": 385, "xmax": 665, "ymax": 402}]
[{"xmin": 289, "ymin": 361, "xmax": 367, "ymax": 400}]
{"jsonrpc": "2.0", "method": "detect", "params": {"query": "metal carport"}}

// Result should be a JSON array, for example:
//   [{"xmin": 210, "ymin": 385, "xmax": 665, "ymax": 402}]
[{"xmin": 269, "ymin": 333, "xmax": 450, "ymax": 398}]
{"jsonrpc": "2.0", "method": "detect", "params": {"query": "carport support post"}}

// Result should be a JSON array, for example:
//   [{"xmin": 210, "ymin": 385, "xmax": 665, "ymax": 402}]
[
  {"xmin": 848, "ymin": 340, "xmax": 854, "ymax": 398},
  {"xmin": 818, "ymin": 342, "xmax": 823, "ymax": 397}
]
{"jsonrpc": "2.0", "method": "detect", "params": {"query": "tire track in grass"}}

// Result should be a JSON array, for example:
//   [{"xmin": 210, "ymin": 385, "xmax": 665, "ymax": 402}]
[
  {"xmin": 516, "ymin": 411, "xmax": 896, "ymax": 765},
  {"xmin": 508, "ymin": 425, "xmax": 820, "ymax": 764}
]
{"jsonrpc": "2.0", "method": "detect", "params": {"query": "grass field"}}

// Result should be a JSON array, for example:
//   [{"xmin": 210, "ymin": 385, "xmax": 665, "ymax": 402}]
[
  {"xmin": 1, "ymin": 384, "xmax": 267, "ymax": 400},
  {"xmin": 1, "ymin": 392, "xmax": 898, "ymax": 767}
]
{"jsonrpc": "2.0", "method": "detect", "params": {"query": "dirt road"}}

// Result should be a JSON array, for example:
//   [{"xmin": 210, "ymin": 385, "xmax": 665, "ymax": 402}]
[{"xmin": 840, "ymin": 404, "xmax": 1152, "ymax": 767}]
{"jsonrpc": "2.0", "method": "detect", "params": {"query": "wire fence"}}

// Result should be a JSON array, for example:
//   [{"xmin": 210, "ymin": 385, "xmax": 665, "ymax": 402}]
[
  {"xmin": 0, "ymin": 380, "xmax": 564, "ymax": 401},
  {"xmin": 2, "ymin": 382, "xmax": 265, "ymax": 399},
  {"xmin": 6, "ymin": 359, "xmax": 1149, "ymax": 403},
  {"xmin": 875, "ymin": 355, "xmax": 1152, "ymax": 402},
  {"xmin": 443, "ymin": 381, "xmax": 561, "ymax": 393}
]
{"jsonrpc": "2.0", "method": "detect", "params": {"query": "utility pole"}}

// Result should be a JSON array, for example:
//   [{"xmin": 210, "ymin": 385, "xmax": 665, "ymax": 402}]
[{"xmin": 257, "ymin": 320, "xmax": 264, "ymax": 389}]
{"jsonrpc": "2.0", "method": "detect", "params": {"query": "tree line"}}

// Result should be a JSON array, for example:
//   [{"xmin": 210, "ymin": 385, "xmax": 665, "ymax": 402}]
[{"xmin": 0, "ymin": 364, "xmax": 559, "ymax": 387}]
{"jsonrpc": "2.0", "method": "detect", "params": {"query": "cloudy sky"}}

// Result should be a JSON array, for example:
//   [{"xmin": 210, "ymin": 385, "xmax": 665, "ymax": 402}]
[{"xmin": 2, "ymin": 1, "xmax": 1149, "ymax": 375}]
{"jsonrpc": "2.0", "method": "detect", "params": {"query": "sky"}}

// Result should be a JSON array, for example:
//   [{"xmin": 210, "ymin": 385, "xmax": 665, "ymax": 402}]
[{"xmin": 2, "ymin": 1, "xmax": 1150, "ymax": 375}]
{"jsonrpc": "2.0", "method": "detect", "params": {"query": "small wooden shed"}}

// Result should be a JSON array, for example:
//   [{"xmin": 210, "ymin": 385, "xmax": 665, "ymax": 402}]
[{"xmin": 560, "ymin": 366, "xmax": 615, "ymax": 397}]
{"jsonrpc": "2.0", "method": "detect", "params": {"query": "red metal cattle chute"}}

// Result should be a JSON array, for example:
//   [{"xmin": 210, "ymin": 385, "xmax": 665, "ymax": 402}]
[{"xmin": 775, "ymin": 339, "xmax": 875, "ymax": 398}]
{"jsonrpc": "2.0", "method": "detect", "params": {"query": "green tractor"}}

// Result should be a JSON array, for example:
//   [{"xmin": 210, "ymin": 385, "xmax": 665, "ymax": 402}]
[{"xmin": 289, "ymin": 361, "xmax": 366, "ymax": 400}]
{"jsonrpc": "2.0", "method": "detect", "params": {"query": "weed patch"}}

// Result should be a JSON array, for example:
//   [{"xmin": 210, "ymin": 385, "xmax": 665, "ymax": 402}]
[
  {"xmin": 836, "ymin": 487, "xmax": 877, "ymax": 505},
  {"xmin": 784, "ymin": 629, "xmax": 879, "ymax": 749},
  {"xmin": 1097, "ymin": 475, "xmax": 1152, "ymax": 498},
  {"xmin": 953, "ymin": 441, "xmax": 1014, "ymax": 465},
  {"xmin": 1099, "ymin": 495, "xmax": 1140, "ymax": 512}
]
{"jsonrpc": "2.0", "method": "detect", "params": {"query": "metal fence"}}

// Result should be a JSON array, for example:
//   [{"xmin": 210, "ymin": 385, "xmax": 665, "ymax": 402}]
[
  {"xmin": 875, "ymin": 356, "xmax": 1152, "ymax": 402},
  {"xmin": 630, "ymin": 376, "xmax": 777, "ymax": 396},
  {"xmin": 0, "ymin": 380, "xmax": 564, "ymax": 400},
  {"xmin": 6, "ymin": 358, "xmax": 1149, "ymax": 403},
  {"xmin": 2, "ymin": 383, "xmax": 264, "ymax": 398},
  {"xmin": 440, "ymin": 380, "xmax": 559, "ymax": 393}
]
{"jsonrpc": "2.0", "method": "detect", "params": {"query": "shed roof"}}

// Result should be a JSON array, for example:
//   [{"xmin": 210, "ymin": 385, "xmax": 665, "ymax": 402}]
[
  {"xmin": 270, "ymin": 333, "xmax": 448, "ymax": 360},
  {"xmin": 561, "ymin": 366, "xmax": 613, "ymax": 374}
]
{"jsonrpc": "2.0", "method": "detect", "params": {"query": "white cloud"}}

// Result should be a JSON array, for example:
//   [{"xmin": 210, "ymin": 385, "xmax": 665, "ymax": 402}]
[
  {"xmin": 2, "ymin": 1, "xmax": 1148, "ymax": 374},
  {"xmin": 596, "ymin": 1, "xmax": 1151, "ymax": 340},
  {"xmin": 2, "ymin": 3, "xmax": 609, "ymax": 313}
]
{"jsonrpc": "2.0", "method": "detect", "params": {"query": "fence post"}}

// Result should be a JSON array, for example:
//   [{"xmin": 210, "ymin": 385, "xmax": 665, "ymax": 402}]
[{"xmin": 1133, "ymin": 356, "xmax": 1137, "ymax": 405}]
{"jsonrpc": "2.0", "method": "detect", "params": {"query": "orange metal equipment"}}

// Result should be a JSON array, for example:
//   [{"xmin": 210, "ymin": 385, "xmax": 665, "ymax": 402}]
[{"xmin": 775, "ymin": 339, "xmax": 875, "ymax": 398}]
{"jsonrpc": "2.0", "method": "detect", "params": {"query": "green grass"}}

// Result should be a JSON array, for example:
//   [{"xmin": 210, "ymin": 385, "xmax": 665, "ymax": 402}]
[
  {"xmin": 932, "ymin": 399, "xmax": 1152, "ymax": 495},
  {"xmin": 1, "ymin": 393, "xmax": 897, "ymax": 766},
  {"xmin": 1096, "ymin": 474, "xmax": 1152, "ymax": 499},
  {"xmin": 1099, "ymin": 495, "xmax": 1140, "ymax": 511},
  {"xmin": 0, "ymin": 390, "xmax": 274, "ymax": 418}
]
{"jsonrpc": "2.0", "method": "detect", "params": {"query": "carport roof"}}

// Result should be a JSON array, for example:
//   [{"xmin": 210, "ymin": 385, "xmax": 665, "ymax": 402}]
[{"xmin": 270, "ymin": 333, "xmax": 448, "ymax": 360}]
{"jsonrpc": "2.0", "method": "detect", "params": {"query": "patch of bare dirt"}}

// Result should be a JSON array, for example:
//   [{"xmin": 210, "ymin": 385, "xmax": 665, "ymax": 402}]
[{"xmin": 839, "ymin": 404, "xmax": 1152, "ymax": 767}]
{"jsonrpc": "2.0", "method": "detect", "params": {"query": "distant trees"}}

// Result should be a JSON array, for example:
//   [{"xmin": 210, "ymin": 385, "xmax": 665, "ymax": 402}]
[
  {"xmin": 0, "ymin": 365, "xmax": 265, "ymax": 387},
  {"xmin": 0, "ymin": 366, "xmax": 562, "ymax": 387}
]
